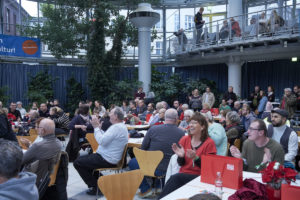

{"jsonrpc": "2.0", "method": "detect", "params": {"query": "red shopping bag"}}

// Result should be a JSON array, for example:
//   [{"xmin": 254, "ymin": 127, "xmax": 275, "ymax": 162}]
[
  {"xmin": 201, "ymin": 154, "xmax": 243, "ymax": 190},
  {"xmin": 281, "ymin": 184, "xmax": 300, "ymax": 200},
  {"xmin": 211, "ymin": 108, "xmax": 219, "ymax": 116}
]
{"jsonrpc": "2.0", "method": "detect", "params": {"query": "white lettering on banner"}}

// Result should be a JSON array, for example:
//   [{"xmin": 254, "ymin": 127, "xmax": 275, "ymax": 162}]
[
  {"xmin": 0, "ymin": 39, "xmax": 3, "ymax": 43},
  {"xmin": 227, "ymin": 164, "xmax": 234, "ymax": 171},
  {"xmin": 0, "ymin": 46, "xmax": 16, "ymax": 53}
]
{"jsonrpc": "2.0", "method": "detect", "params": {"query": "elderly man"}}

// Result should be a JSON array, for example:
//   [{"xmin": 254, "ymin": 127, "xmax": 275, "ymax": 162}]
[
  {"xmin": 16, "ymin": 101, "xmax": 26, "ymax": 119},
  {"xmin": 74, "ymin": 107, "xmax": 128, "ymax": 195},
  {"xmin": 149, "ymin": 102, "xmax": 164, "ymax": 125},
  {"xmin": 280, "ymin": 88, "xmax": 297, "ymax": 118},
  {"xmin": 22, "ymin": 118, "xmax": 62, "ymax": 186},
  {"xmin": 202, "ymin": 87, "xmax": 215, "ymax": 109},
  {"xmin": 267, "ymin": 109, "xmax": 298, "ymax": 165},
  {"xmin": 129, "ymin": 108, "xmax": 185, "ymax": 198},
  {"xmin": 39, "ymin": 103, "xmax": 50, "ymax": 118},
  {"xmin": 137, "ymin": 99, "xmax": 147, "ymax": 115},
  {"xmin": 231, "ymin": 119, "xmax": 285, "ymax": 172},
  {"xmin": 0, "ymin": 139, "xmax": 38, "ymax": 200}
]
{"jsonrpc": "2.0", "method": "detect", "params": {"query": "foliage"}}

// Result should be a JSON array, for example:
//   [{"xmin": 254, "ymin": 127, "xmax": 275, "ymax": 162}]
[
  {"xmin": 105, "ymin": 80, "xmax": 142, "ymax": 106},
  {"xmin": 0, "ymin": 86, "xmax": 9, "ymax": 106},
  {"xmin": 65, "ymin": 77, "xmax": 85, "ymax": 117},
  {"xmin": 27, "ymin": 71, "xmax": 55, "ymax": 105}
]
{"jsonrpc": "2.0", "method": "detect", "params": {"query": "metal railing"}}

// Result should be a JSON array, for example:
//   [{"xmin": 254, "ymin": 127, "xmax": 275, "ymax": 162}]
[{"xmin": 167, "ymin": 3, "xmax": 300, "ymax": 56}]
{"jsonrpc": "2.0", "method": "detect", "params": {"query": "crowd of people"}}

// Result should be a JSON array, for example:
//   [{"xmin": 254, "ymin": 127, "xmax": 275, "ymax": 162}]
[{"xmin": 0, "ymin": 84, "xmax": 299, "ymax": 199}]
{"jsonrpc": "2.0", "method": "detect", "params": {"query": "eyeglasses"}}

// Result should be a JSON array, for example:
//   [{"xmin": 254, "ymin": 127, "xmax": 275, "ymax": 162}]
[{"xmin": 248, "ymin": 127, "xmax": 262, "ymax": 131}]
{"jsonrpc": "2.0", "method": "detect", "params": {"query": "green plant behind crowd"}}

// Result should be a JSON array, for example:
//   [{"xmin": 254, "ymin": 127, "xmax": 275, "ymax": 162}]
[{"xmin": 65, "ymin": 76, "xmax": 85, "ymax": 117}]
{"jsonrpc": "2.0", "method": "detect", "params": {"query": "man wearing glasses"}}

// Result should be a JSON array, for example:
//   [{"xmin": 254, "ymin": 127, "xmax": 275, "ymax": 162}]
[{"xmin": 230, "ymin": 119, "xmax": 284, "ymax": 172}]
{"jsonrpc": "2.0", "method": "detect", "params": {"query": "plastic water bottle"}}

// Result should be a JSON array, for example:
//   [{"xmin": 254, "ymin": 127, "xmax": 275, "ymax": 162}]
[
  {"xmin": 130, "ymin": 117, "xmax": 135, "ymax": 125},
  {"xmin": 215, "ymin": 171, "xmax": 223, "ymax": 198}
]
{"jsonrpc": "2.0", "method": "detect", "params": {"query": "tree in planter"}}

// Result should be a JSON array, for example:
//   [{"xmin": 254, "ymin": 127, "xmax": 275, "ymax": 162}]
[
  {"xmin": 65, "ymin": 77, "xmax": 85, "ymax": 117},
  {"xmin": 0, "ymin": 86, "xmax": 9, "ymax": 107},
  {"xmin": 27, "ymin": 71, "xmax": 55, "ymax": 105}
]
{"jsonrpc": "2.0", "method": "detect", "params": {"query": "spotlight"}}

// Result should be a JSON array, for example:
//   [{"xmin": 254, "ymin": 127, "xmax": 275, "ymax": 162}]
[{"xmin": 291, "ymin": 57, "xmax": 297, "ymax": 62}]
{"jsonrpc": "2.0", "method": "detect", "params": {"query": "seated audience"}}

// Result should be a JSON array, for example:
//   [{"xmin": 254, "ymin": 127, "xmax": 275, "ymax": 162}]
[
  {"xmin": 261, "ymin": 101, "xmax": 273, "ymax": 119},
  {"xmin": 268, "ymin": 109, "xmax": 298, "ymax": 164},
  {"xmin": 16, "ymin": 101, "xmax": 26, "ymax": 119},
  {"xmin": 68, "ymin": 104, "xmax": 93, "ymax": 144},
  {"xmin": 49, "ymin": 106, "xmax": 70, "ymax": 135},
  {"xmin": 129, "ymin": 108, "xmax": 185, "ymax": 198},
  {"xmin": 121, "ymin": 100, "xmax": 129, "ymax": 114},
  {"xmin": 200, "ymin": 103, "xmax": 212, "ymax": 120},
  {"xmin": 39, "ymin": 103, "xmax": 50, "ymax": 118},
  {"xmin": 219, "ymin": 99, "xmax": 231, "ymax": 113},
  {"xmin": 249, "ymin": 85, "xmax": 261, "ymax": 111},
  {"xmin": 267, "ymin": 10, "xmax": 285, "ymax": 32},
  {"xmin": 225, "ymin": 111, "xmax": 243, "ymax": 147},
  {"xmin": 74, "ymin": 107, "xmax": 128, "ymax": 195},
  {"xmin": 280, "ymin": 88, "xmax": 297, "ymax": 118},
  {"xmin": 128, "ymin": 100, "xmax": 138, "ymax": 116},
  {"xmin": 139, "ymin": 103, "xmax": 154, "ymax": 121},
  {"xmin": 173, "ymin": 100, "xmax": 183, "ymax": 117},
  {"xmin": 99, "ymin": 112, "xmax": 112, "ymax": 132},
  {"xmin": 202, "ymin": 87, "xmax": 215, "ymax": 109},
  {"xmin": 0, "ymin": 108, "xmax": 17, "ymax": 142},
  {"xmin": 31, "ymin": 102, "xmax": 38, "ymax": 110},
  {"xmin": 8, "ymin": 102, "xmax": 21, "ymax": 121},
  {"xmin": 201, "ymin": 112, "xmax": 227, "ymax": 156},
  {"xmin": 230, "ymin": 119, "xmax": 285, "ymax": 172},
  {"xmin": 137, "ymin": 100, "xmax": 147, "ymax": 115},
  {"xmin": 22, "ymin": 110, "xmax": 40, "ymax": 134},
  {"xmin": 179, "ymin": 104, "xmax": 189, "ymax": 120},
  {"xmin": 94, "ymin": 100, "xmax": 106, "ymax": 117},
  {"xmin": 240, "ymin": 104, "xmax": 256, "ymax": 133},
  {"xmin": 149, "ymin": 102, "xmax": 164, "ymax": 125},
  {"xmin": 232, "ymin": 101, "xmax": 242, "ymax": 115},
  {"xmin": 158, "ymin": 113, "xmax": 216, "ymax": 199},
  {"xmin": 22, "ymin": 118, "xmax": 62, "ymax": 187},
  {"xmin": 178, "ymin": 109, "xmax": 194, "ymax": 131},
  {"xmin": 0, "ymin": 139, "xmax": 38, "ymax": 200},
  {"xmin": 53, "ymin": 99, "xmax": 60, "ymax": 108}
]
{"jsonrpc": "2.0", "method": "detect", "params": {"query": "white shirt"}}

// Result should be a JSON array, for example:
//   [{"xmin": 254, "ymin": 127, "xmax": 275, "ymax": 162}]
[
  {"xmin": 272, "ymin": 125, "xmax": 298, "ymax": 162},
  {"xmin": 94, "ymin": 122, "xmax": 128, "ymax": 164}
]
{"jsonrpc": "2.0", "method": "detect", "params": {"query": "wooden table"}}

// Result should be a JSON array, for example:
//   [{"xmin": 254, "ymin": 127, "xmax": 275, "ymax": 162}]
[
  {"xmin": 128, "ymin": 138, "xmax": 143, "ymax": 148},
  {"xmin": 161, "ymin": 172, "xmax": 263, "ymax": 200}
]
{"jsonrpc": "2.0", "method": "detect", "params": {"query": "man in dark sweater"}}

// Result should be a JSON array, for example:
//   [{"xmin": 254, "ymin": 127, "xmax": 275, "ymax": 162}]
[
  {"xmin": 223, "ymin": 86, "xmax": 237, "ymax": 108},
  {"xmin": 39, "ymin": 103, "xmax": 50, "ymax": 118},
  {"xmin": 8, "ymin": 102, "xmax": 22, "ymax": 121},
  {"xmin": 129, "ymin": 108, "xmax": 185, "ymax": 198}
]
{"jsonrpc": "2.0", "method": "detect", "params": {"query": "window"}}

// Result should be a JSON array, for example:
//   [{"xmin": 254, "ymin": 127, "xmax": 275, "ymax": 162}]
[
  {"xmin": 156, "ymin": 41, "xmax": 162, "ymax": 55},
  {"xmin": 184, "ymin": 15, "xmax": 194, "ymax": 30},
  {"xmin": 6, "ymin": 8, "xmax": 10, "ymax": 32},
  {"xmin": 174, "ymin": 14, "xmax": 180, "ymax": 31}
]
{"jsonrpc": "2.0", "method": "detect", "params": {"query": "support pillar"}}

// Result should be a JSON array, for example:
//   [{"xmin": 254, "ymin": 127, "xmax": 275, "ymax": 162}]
[
  {"xmin": 227, "ymin": 57, "xmax": 243, "ymax": 97},
  {"xmin": 138, "ymin": 27, "xmax": 152, "ymax": 94},
  {"xmin": 278, "ymin": 0, "xmax": 284, "ymax": 17},
  {"xmin": 162, "ymin": 7, "xmax": 166, "ymax": 61},
  {"xmin": 228, "ymin": 0, "xmax": 243, "ymax": 24}
]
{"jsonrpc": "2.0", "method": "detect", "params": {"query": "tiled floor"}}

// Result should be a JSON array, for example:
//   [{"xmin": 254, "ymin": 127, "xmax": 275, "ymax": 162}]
[{"xmin": 67, "ymin": 150, "xmax": 157, "ymax": 200}]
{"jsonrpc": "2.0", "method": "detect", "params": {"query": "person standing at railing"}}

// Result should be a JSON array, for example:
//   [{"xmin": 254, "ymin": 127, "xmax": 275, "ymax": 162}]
[
  {"xmin": 194, "ymin": 7, "xmax": 205, "ymax": 45},
  {"xmin": 219, "ymin": 20, "xmax": 229, "ymax": 40},
  {"xmin": 230, "ymin": 17, "xmax": 241, "ymax": 37},
  {"xmin": 174, "ymin": 29, "xmax": 187, "ymax": 51}
]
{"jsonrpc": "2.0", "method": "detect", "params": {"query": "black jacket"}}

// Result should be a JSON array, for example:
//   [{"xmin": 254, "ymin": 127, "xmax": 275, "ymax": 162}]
[{"xmin": 0, "ymin": 114, "xmax": 17, "ymax": 142}]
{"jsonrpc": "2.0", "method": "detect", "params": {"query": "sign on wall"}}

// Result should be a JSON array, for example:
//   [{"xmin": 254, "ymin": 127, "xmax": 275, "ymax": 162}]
[{"xmin": 0, "ymin": 34, "xmax": 41, "ymax": 58}]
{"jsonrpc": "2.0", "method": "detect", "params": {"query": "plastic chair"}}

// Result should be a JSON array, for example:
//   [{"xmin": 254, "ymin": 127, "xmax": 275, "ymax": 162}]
[
  {"xmin": 97, "ymin": 169, "xmax": 144, "ymax": 200},
  {"xmin": 85, "ymin": 133, "xmax": 98, "ymax": 153},
  {"xmin": 133, "ymin": 147, "xmax": 165, "ymax": 193},
  {"xmin": 48, "ymin": 152, "xmax": 62, "ymax": 187},
  {"xmin": 16, "ymin": 135, "xmax": 37, "ymax": 149}
]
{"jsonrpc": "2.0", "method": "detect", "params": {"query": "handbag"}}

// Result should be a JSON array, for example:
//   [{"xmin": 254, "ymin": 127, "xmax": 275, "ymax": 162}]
[
  {"xmin": 281, "ymin": 183, "xmax": 300, "ymax": 200},
  {"xmin": 201, "ymin": 154, "xmax": 243, "ymax": 190}
]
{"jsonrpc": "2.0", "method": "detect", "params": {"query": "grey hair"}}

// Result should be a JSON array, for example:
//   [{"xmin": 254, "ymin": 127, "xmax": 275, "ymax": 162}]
[
  {"xmin": 284, "ymin": 88, "xmax": 292, "ymax": 92},
  {"xmin": 16, "ymin": 101, "xmax": 22, "ymax": 105},
  {"xmin": 182, "ymin": 104, "xmax": 189, "ymax": 109},
  {"xmin": 0, "ymin": 139, "xmax": 23, "ymax": 179},
  {"xmin": 226, "ymin": 111, "xmax": 241, "ymax": 124},
  {"xmin": 29, "ymin": 110, "xmax": 39, "ymax": 119},
  {"xmin": 156, "ymin": 102, "xmax": 164, "ymax": 110},
  {"xmin": 165, "ymin": 108, "xmax": 178, "ymax": 121},
  {"xmin": 184, "ymin": 109, "xmax": 194, "ymax": 117},
  {"xmin": 113, "ymin": 106, "xmax": 124, "ymax": 120}
]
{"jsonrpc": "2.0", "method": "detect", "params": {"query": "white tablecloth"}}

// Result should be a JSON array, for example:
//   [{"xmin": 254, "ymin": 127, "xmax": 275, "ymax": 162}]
[{"xmin": 161, "ymin": 172, "xmax": 263, "ymax": 200}]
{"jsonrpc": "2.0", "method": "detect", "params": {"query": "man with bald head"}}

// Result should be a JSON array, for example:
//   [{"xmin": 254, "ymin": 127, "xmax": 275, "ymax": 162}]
[
  {"xmin": 129, "ymin": 108, "xmax": 185, "ymax": 197},
  {"xmin": 22, "ymin": 118, "xmax": 61, "ymax": 185}
]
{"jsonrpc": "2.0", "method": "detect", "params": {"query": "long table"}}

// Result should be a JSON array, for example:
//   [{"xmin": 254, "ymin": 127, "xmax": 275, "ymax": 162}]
[{"xmin": 161, "ymin": 172, "xmax": 263, "ymax": 200}]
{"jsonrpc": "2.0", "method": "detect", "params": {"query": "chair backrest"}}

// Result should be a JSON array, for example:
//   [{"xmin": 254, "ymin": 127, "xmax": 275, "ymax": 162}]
[
  {"xmin": 48, "ymin": 152, "xmax": 62, "ymax": 186},
  {"xmin": 234, "ymin": 138, "xmax": 241, "ymax": 150},
  {"xmin": 98, "ymin": 169, "xmax": 144, "ymax": 200},
  {"xmin": 116, "ymin": 144, "xmax": 128, "ymax": 168},
  {"xmin": 17, "ymin": 135, "xmax": 38, "ymax": 149},
  {"xmin": 133, "ymin": 147, "xmax": 164, "ymax": 177},
  {"xmin": 85, "ymin": 133, "xmax": 99, "ymax": 153},
  {"xmin": 29, "ymin": 128, "xmax": 38, "ymax": 136},
  {"xmin": 146, "ymin": 114, "xmax": 152, "ymax": 122}
]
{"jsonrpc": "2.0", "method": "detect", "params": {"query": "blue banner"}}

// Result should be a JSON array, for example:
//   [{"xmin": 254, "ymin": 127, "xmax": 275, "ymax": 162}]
[{"xmin": 0, "ymin": 34, "xmax": 41, "ymax": 58}]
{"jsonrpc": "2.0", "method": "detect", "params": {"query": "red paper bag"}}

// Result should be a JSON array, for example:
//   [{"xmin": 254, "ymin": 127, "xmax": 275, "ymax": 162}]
[
  {"xmin": 281, "ymin": 184, "xmax": 300, "ymax": 200},
  {"xmin": 201, "ymin": 154, "xmax": 243, "ymax": 190}
]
